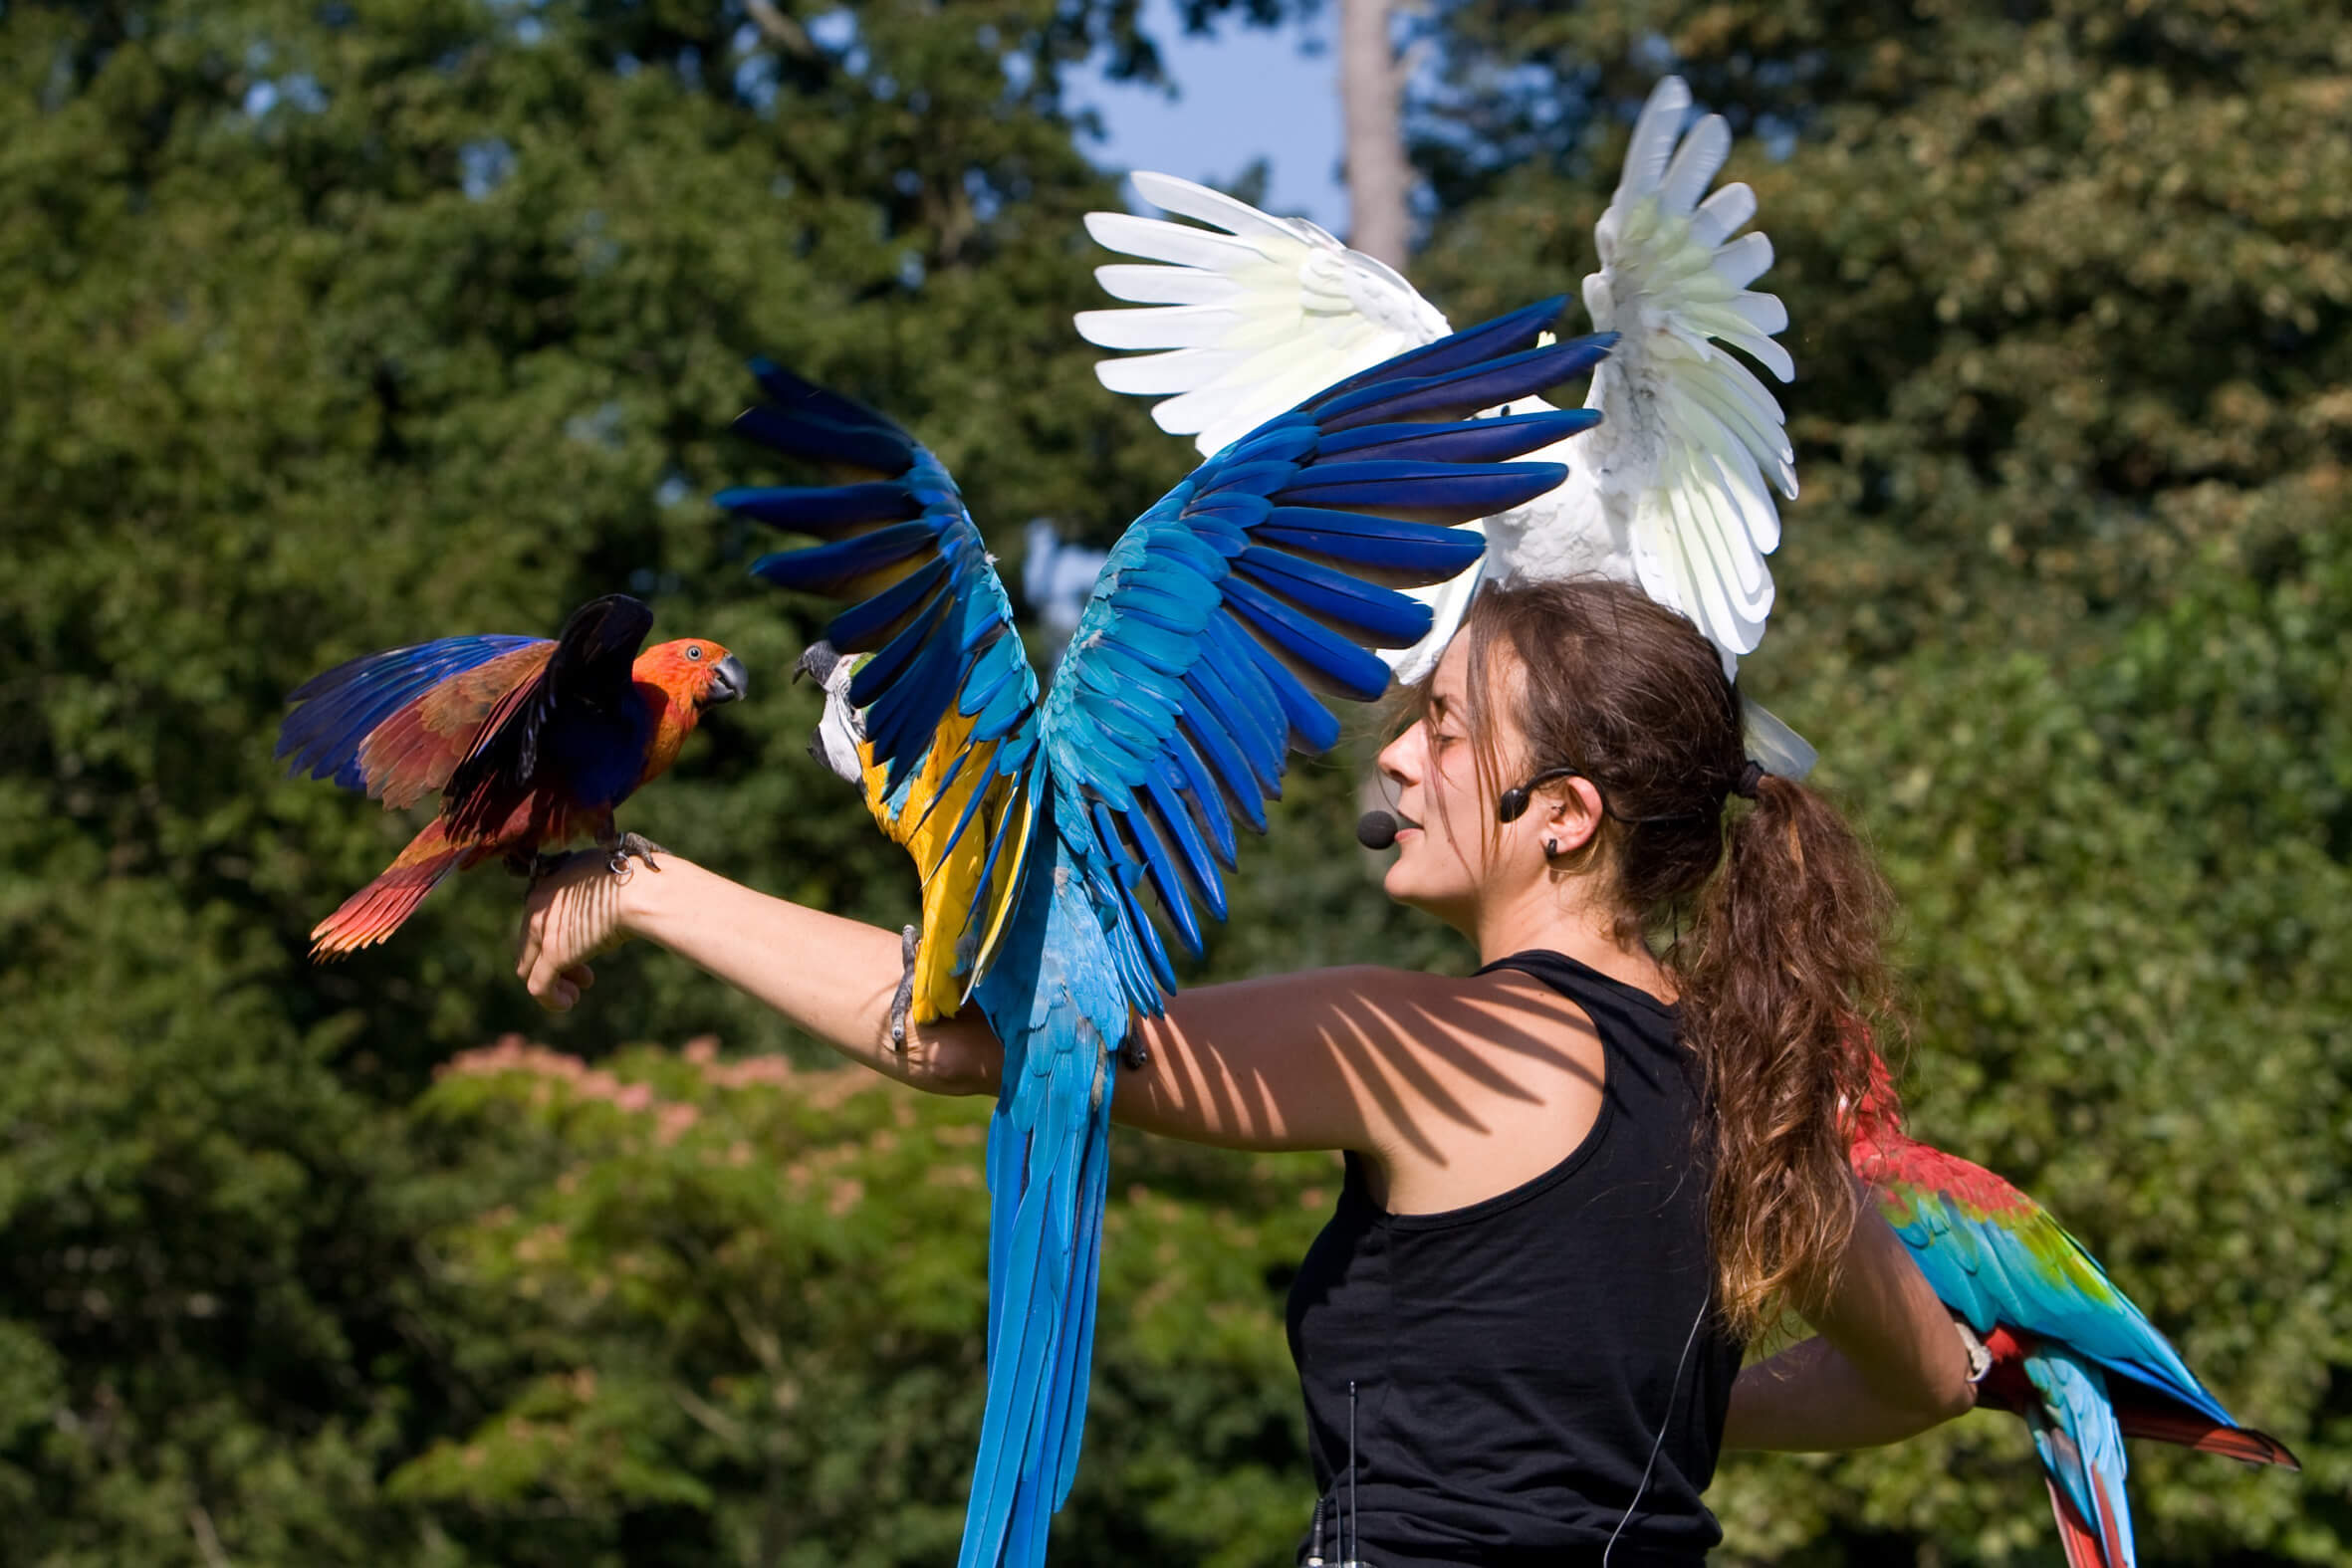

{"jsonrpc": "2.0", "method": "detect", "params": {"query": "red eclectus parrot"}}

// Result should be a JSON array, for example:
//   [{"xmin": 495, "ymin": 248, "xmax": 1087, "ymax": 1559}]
[
  {"xmin": 1847, "ymin": 1052, "xmax": 2297, "ymax": 1568},
  {"xmin": 277, "ymin": 592, "xmax": 745, "ymax": 957},
  {"xmin": 718, "ymin": 300, "xmax": 1605, "ymax": 1567}
]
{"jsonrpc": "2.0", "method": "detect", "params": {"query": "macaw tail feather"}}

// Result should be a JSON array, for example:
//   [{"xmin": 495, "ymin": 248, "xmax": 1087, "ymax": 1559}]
[
  {"xmin": 2111, "ymin": 1395, "xmax": 2301, "ymax": 1468},
  {"xmin": 962, "ymin": 1080, "xmax": 1114, "ymax": 1568},
  {"xmin": 2044, "ymin": 1476, "xmax": 2124, "ymax": 1568},
  {"xmin": 309, "ymin": 818, "xmax": 467, "ymax": 959}
]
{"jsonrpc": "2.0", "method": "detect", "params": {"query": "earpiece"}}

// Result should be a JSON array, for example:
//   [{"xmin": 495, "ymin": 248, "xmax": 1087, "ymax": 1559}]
[{"xmin": 1497, "ymin": 765, "xmax": 1585, "ymax": 823}]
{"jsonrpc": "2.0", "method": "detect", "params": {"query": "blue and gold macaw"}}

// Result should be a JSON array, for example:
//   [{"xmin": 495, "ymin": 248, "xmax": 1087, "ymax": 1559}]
[{"xmin": 718, "ymin": 301, "xmax": 1608, "ymax": 1568}]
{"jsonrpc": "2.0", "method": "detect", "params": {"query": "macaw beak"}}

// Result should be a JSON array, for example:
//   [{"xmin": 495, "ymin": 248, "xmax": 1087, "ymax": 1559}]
[
  {"xmin": 706, "ymin": 654, "xmax": 749, "ymax": 705},
  {"xmin": 794, "ymin": 641, "xmax": 840, "ymax": 686}
]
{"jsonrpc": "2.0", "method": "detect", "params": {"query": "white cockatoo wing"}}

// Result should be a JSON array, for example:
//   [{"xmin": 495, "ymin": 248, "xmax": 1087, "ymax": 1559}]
[
  {"xmin": 1082, "ymin": 172, "xmax": 1515, "ymax": 685},
  {"xmin": 1078, "ymin": 172, "xmax": 1455, "ymax": 461},
  {"xmin": 1573, "ymin": 76, "xmax": 1798, "ymax": 673}
]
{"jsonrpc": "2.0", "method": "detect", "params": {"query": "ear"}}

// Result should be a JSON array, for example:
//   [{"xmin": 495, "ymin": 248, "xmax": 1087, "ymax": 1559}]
[{"xmin": 1537, "ymin": 775, "xmax": 1606, "ymax": 856}]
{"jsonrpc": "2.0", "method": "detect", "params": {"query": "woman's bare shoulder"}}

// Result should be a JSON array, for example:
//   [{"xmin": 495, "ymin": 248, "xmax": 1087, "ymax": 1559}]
[{"xmin": 1117, "ymin": 963, "xmax": 1600, "ymax": 1155}]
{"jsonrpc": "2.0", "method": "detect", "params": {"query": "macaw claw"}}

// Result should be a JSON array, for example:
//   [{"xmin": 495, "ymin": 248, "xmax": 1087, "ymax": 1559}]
[
  {"xmin": 1119, "ymin": 1034, "xmax": 1149, "ymax": 1071},
  {"xmin": 608, "ymin": 831, "xmax": 667, "ymax": 882},
  {"xmin": 888, "ymin": 923, "xmax": 919, "ymax": 1049}
]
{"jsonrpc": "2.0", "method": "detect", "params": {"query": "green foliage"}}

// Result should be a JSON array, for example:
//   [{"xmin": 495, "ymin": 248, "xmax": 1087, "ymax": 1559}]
[
  {"xmin": 3, "ymin": 0, "xmax": 2346, "ymax": 1563},
  {"xmin": 401, "ymin": 1041, "xmax": 1333, "ymax": 1567}
]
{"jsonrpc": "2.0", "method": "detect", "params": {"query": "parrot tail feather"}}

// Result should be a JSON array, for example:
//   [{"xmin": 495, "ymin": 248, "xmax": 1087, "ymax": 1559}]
[
  {"xmin": 2043, "ymin": 1476, "xmax": 2122, "ymax": 1568},
  {"xmin": 2112, "ymin": 1402, "xmax": 2300, "ymax": 1468},
  {"xmin": 960, "ymin": 1087, "xmax": 1114, "ymax": 1568},
  {"xmin": 310, "ymin": 818, "xmax": 467, "ymax": 959}
]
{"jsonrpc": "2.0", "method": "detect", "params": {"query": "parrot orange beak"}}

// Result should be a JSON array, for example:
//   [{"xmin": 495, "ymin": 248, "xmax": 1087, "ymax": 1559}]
[{"xmin": 707, "ymin": 654, "xmax": 748, "ymax": 705}]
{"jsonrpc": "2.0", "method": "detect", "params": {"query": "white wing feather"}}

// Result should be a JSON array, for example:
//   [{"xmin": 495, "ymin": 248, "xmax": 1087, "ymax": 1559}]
[
  {"xmin": 1076, "ymin": 76, "xmax": 1803, "ymax": 734},
  {"xmin": 1568, "ymin": 77, "xmax": 1798, "ymax": 671},
  {"xmin": 1077, "ymin": 174, "xmax": 1452, "ymax": 462}
]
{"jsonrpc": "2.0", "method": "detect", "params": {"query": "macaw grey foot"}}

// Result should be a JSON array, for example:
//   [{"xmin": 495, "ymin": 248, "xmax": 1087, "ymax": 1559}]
[
  {"xmin": 506, "ymin": 850, "xmax": 569, "ymax": 883},
  {"xmin": 888, "ymin": 924, "xmax": 918, "ymax": 1049},
  {"xmin": 1119, "ymin": 1034, "xmax": 1150, "ymax": 1071},
  {"xmin": 608, "ymin": 832, "xmax": 667, "ymax": 881}
]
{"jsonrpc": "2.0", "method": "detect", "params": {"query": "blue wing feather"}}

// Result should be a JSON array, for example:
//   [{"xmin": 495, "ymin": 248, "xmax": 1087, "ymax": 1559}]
[
  {"xmin": 277, "ymin": 633, "xmax": 546, "ymax": 792},
  {"xmin": 1888, "ymin": 1188, "xmax": 2235, "ymax": 1428}
]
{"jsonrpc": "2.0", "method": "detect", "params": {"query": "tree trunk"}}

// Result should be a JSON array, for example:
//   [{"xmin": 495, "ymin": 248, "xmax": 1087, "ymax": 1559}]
[{"xmin": 1338, "ymin": 0, "xmax": 1410, "ymax": 267}]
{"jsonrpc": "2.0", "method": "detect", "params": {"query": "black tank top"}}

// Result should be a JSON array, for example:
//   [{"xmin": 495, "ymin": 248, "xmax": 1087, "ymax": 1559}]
[{"xmin": 1285, "ymin": 951, "xmax": 1745, "ymax": 1567}]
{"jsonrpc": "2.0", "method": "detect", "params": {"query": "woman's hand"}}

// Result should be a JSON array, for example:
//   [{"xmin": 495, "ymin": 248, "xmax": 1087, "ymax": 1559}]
[{"xmin": 517, "ymin": 851, "xmax": 634, "ymax": 1011}]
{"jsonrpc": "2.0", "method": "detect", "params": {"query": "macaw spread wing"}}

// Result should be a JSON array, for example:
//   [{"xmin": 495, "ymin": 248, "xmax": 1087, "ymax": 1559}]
[
  {"xmin": 720, "ymin": 362, "xmax": 1039, "ymax": 1025},
  {"xmin": 1036, "ymin": 309, "xmax": 1605, "ymax": 1014},
  {"xmin": 726, "ymin": 302, "xmax": 1606, "ymax": 1019}
]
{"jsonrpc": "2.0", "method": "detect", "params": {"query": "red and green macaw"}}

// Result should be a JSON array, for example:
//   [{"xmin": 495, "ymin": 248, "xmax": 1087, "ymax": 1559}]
[
  {"xmin": 278, "ymin": 592, "xmax": 744, "ymax": 957},
  {"xmin": 719, "ymin": 300, "xmax": 1606, "ymax": 1568},
  {"xmin": 1848, "ymin": 1051, "xmax": 2297, "ymax": 1567}
]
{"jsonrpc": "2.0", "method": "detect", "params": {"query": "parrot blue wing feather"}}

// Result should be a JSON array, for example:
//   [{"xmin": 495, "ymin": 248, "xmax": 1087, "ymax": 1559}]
[
  {"xmin": 1314, "ymin": 409, "xmax": 1600, "ymax": 465},
  {"xmin": 276, "ymin": 633, "xmax": 547, "ymax": 791},
  {"xmin": 1885, "ymin": 1181, "xmax": 2237, "ymax": 1429}
]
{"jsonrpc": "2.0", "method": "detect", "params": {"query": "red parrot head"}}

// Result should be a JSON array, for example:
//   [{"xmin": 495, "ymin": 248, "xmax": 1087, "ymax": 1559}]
[
  {"xmin": 631, "ymin": 638, "xmax": 747, "ymax": 780},
  {"xmin": 633, "ymin": 638, "xmax": 748, "ymax": 712}
]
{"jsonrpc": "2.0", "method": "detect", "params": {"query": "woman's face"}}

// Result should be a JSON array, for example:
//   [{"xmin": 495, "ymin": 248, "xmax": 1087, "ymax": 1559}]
[{"xmin": 1373, "ymin": 638, "xmax": 1520, "ymax": 924}]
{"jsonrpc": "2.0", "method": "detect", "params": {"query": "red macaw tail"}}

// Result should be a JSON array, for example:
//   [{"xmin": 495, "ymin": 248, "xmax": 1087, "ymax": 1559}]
[
  {"xmin": 2110, "ymin": 1392, "xmax": 2301, "ymax": 1468},
  {"xmin": 2042, "ymin": 1474, "xmax": 2121, "ymax": 1568},
  {"xmin": 311, "ymin": 816, "xmax": 468, "ymax": 959}
]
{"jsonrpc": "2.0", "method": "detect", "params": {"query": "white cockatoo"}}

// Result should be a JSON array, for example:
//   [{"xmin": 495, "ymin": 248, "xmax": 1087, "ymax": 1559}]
[{"xmin": 1074, "ymin": 76, "xmax": 1814, "ymax": 775}]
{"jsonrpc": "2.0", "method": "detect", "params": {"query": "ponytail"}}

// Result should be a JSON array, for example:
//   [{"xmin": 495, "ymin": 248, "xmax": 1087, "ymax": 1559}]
[
  {"xmin": 1676, "ymin": 774, "xmax": 1893, "ymax": 1339},
  {"xmin": 1458, "ymin": 579, "xmax": 1900, "ymax": 1342}
]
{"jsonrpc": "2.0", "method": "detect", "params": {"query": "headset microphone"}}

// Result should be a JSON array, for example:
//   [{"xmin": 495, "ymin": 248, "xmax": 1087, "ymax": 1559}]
[{"xmin": 1354, "ymin": 810, "xmax": 1411, "ymax": 850}]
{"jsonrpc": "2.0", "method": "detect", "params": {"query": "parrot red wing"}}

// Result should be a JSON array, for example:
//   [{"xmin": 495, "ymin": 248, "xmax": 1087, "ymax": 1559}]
[{"xmin": 279, "ymin": 592, "xmax": 746, "ymax": 957}]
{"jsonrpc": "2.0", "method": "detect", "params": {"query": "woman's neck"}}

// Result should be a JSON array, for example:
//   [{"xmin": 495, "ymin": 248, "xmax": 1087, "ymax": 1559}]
[{"xmin": 1474, "ymin": 877, "xmax": 1673, "ymax": 1002}]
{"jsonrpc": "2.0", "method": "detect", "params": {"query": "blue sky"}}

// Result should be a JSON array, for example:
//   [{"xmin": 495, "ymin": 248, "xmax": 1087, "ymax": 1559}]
[{"xmin": 1067, "ymin": 0, "xmax": 1348, "ymax": 233}]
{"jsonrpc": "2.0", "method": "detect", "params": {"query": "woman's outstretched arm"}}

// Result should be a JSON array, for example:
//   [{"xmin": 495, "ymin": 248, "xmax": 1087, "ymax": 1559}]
[
  {"xmin": 1720, "ymin": 1206, "xmax": 1979, "ymax": 1451},
  {"xmin": 517, "ymin": 851, "xmax": 1003, "ymax": 1096},
  {"xmin": 515, "ymin": 851, "xmax": 1603, "ymax": 1188}
]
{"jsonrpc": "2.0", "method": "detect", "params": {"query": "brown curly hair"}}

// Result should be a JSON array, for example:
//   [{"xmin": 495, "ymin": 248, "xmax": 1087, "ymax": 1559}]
[{"xmin": 1450, "ymin": 578, "xmax": 1896, "ymax": 1340}]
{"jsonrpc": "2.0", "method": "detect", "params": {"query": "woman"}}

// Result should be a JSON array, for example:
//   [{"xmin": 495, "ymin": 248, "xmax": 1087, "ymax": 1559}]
[{"xmin": 517, "ymin": 577, "xmax": 1976, "ymax": 1565}]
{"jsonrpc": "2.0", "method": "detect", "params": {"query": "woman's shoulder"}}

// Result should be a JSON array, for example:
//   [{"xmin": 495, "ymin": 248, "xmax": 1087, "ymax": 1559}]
[{"xmin": 1280, "ymin": 962, "xmax": 1607, "ymax": 1027}]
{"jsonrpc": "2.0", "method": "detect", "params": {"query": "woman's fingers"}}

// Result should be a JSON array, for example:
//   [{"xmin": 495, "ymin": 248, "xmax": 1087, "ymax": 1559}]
[{"xmin": 518, "ymin": 853, "xmax": 627, "ymax": 1009}]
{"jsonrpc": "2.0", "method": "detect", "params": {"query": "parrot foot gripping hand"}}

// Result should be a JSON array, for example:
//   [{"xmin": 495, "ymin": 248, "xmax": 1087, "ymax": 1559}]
[
  {"xmin": 607, "ymin": 830, "xmax": 668, "ymax": 881},
  {"xmin": 889, "ymin": 923, "xmax": 919, "ymax": 1048}
]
